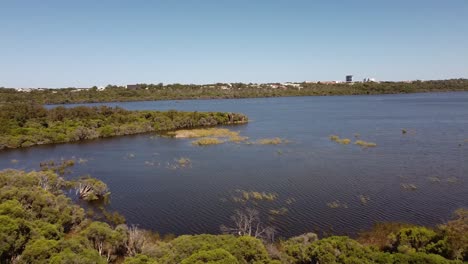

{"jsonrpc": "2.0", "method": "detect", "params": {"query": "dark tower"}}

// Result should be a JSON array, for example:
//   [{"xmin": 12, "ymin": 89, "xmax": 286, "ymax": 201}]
[{"xmin": 346, "ymin": 75, "xmax": 353, "ymax": 83}]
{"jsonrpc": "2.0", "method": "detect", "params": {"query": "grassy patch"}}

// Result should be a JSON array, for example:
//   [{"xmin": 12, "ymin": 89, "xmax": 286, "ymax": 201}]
[
  {"xmin": 10, "ymin": 159, "xmax": 19, "ymax": 164},
  {"xmin": 355, "ymin": 140, "xmax": 377, "ymax": 147},
  {"xmin": 192, "ymin": 137, "xmax": 223, "ymax": 146},
  {"xmin": 446, "ymin": 177, "xmax": 458, "ymax": 183},
  {"xmin": 171, "ymin": 128, "xmax": 239, "ymax": 139}
]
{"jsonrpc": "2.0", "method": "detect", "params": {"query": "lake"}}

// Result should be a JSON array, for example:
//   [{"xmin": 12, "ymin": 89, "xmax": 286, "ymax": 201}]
[{"xmin": 1, "ymin": 92, "xmax": 467, "ymax": 238}]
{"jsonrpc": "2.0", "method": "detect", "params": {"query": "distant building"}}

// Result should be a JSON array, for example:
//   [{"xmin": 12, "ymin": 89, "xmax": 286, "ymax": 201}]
[
  {"xmin": 126, "ymin": 84, "xmax": 142, "ymax": 90},
  {"xmin": 346, "ymin": 75, "xmax": 353, "ymax": 83}
]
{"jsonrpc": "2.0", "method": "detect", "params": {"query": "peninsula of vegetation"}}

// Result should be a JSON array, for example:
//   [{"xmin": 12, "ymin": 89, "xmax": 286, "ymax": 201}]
[
  {"xmin": 0, "ymin": 103, "xmax": 248, "ymax": 150},
  {"xmin": 0, "ymin": 168, "xmax": 466, "ymax": 263},
  {"xmin": 1, "ymin": 79, "xmax": 468, "ymax": 105}
]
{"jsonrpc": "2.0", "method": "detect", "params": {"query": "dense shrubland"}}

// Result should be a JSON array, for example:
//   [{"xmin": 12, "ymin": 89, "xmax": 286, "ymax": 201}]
[
  {"xmin": 1, "ymin": 79, "xmax": 467, "ymax": 104},
  {"xmin": 0, "ymin": 169, "xmax": 466, "ymax": 263},
  {"xmin": 0, "ymin": 103, "xmax": 248, "ymax": 150}
]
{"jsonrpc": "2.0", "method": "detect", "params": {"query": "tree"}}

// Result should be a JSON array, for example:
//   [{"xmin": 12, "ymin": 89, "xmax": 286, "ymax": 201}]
[{"xmin": 220, "ymin": 208, "xmax": 275, "ymax": 240}]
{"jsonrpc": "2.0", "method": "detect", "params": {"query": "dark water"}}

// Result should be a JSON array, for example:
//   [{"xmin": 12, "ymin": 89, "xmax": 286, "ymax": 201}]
[{"xmin": 1, "ymin": 92, "xmax": 467, "ymax": 237}]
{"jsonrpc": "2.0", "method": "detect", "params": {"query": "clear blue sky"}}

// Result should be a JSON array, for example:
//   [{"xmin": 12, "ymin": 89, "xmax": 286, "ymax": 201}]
[{"xmin": 1, "ymin": 0, "xmax": 467, "ymax": 88}]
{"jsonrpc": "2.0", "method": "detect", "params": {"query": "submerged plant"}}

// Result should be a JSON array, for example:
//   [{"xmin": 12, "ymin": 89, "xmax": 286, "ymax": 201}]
[
  {"xmin": 401, "ymin": 183, "xmax": 417, "ymax": 191},
  {"xmin": 269, "ymin": 207, "xmax": 288, "ymax": 216},
  {"xmin": 359, "ymin": 195, "xmax": 370, "ymax": 205},
  {"xmin": 428, "ymin": 176, "xmax": 441, "ymax": 183},
  {"xmin": 327, "ymin": 200, "xmax": 348, "ymax": 209}
]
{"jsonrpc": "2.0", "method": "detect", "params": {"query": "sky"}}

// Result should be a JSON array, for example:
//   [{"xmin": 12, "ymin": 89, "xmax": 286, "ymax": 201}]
[{"xmin": 1, "ymin": 0, "xmax": 467, "ymax": 88}]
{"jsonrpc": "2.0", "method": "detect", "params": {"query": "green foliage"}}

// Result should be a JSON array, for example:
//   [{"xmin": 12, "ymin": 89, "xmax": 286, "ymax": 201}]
[
  {"xmin": 181, "ymin": 249, "xmax": 239, "ymax": 264},
  {"xmin": 390, "ymin": 227, "xmax": 438, "ymax": 254},
  {"xmin": 124, "ymin": 254, "xmax": 159, "ymax": 264},
  {"xmin": 0, "ymin": 103, "xmax": 248, "ymax": 150}
]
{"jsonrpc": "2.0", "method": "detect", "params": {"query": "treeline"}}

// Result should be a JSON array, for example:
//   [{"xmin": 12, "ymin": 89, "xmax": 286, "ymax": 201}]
[
  {"xmin": 0, "ymin": 103, "xmax": 248, "ymax": 150},
  {"xmin": 0, "ymin": 169, "xmax": 466, "ymax": 263},
  {"xmin": 1, "ymin": 79, "xmax": 468, "ymax": 104}
]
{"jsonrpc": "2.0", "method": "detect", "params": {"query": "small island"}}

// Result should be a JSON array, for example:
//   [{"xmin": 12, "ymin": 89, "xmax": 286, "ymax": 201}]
[{"xmin": 0, "ymin": 103, "xmax": 248, "ymax": 150}]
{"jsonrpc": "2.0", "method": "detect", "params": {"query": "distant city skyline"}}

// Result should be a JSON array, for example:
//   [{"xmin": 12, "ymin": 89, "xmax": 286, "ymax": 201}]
[{"xmin": 1, "ymin": 0, "xmax": 467, "ymax": 88}]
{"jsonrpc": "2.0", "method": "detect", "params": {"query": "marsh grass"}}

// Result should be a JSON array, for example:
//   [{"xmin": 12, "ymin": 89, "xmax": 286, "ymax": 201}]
[
  {"xmin": 355, "ymin": 140, "xmax": 377, "ymax": 147},
  {"xmin": 401, "ymin": 183, "xmax": 417, "ymax": 191},
  {"xmin": 10, "ymin": 159, "xmax": 19, "ymax": 164},
  {"xmin": 78, "ymin": 158, "xmax": 88, "ymax": 164},
  {"xmin": 256, "ymin": 137, "xmax": 287, "ymax": 145},
  {"xmin": 327, "ymin": 200, "xmax": 348, "ymax": 209},
  {"xmin": 191, "ymin": 137, "xmax": 223, "ymax": 146},
  {"xmin": 329, "ymin": 135, "xmax": 351, "ymax": 145},
  {"xmin": 171, "ymin": 128, "xmax": 249, "ymax": 145},
  {"xmin": 269, "ymin": 207, "xmax": 289, "ymax": 216}
]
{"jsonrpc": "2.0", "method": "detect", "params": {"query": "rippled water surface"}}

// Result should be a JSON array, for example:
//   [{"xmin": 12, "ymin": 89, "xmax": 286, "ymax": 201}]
[{"xmin": 1, "ymin": 92, "xmax": 467, "ymax": 237}]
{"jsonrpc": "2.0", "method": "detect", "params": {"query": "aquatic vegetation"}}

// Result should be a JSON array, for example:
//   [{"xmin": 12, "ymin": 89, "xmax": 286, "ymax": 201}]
[
  {"xmin": 269, "ymin": 207, "xmax": 289, "ymax": 216},
  {"xmin": 327, "ymin": 200, "xmax": 348, "ymax": 209},
  {"xmin": 355, "ymin": 140, "xmax": 377, "ymax": 147},
  {"xmin": 78, "ymin": 158, "xmax": 88, "ymax": 164},
  {"xmin": 446, "ymin": 177, "xmax": 458, "ymax": 183},
  {"xmin": 276, "ymin": 149, "xmax": 283, "ymax": 155},
  {"xmin": 176, "ymin": 157, "xmax": 191, "ymax": 167},
  {"xmin": 428, "ymin": 176, "xmax": 441, "ymax": 183},
  {"xmin": 402, "ymin": 129, "xmax": 407, "ymax": 134},
  {"xmin": 329, "ymin": 135, "xmax": 351, "ymax": 145},
  {"xmin": 171, "ymin": 128, "xmax": 240, "ymax": 139},
  {"xmin": 126, "ymin": 153, "xmax": 136, "ymax": 159},
  {"xmin": 192, "ymin": 137, "xmax": 223, "ymax": 146},
  {"xmin": 10, "ymin": 159, "xmax": 19, "ymax": 164},
  {"xmin": 359, "ymin": 195, "xmax": 370, "ymax": 205},
  {"xmin": 354, "ymin": 133, "xmax": 361, "ymax": 138},
  {"xmin": 232, "ymin": 190, "xmax": 278, "ymax": 203},
  {"xmin": 401, "ymin": 183, "xmax": 417, "ymax": 191},
  {"xmin": 285, "ymin": 197, "xmax": 296, "ymax": 205},
  {"xmin": 256, "ymin": 137, "xmax": 287, "ymax": 145}
]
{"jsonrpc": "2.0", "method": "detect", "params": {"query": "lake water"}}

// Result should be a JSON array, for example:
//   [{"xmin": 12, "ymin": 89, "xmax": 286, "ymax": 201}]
[{"xmin": 1, "ymin": 92, "xmax": 467, "ymax": 237}]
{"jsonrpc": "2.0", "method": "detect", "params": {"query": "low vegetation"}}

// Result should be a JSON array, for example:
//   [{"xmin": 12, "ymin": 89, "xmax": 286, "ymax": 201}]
[
  {"xmin": 401, "ymin": 183, "xmax": 418, "ymax": 191},
  {"xmin": 0, "ymin": 103, "xmax": 248, "ymax": 150},
  {"xmin": 0, "ymin": 169, "xmax": 466, "ymax": 263}
]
